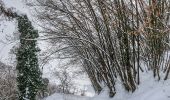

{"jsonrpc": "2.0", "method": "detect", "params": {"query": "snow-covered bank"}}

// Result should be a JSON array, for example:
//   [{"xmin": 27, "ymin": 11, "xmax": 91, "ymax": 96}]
[
  {"xmin": 92, "ymin": 71, "xmax": 170, "ymax": 100},
  {"xmin": 92, "ymin": 82, "xmax": 170, "ymax": 100},
  {"xmin": 45, "ymin": 71, "xmax": 170, "ymax": 100},
  {"xmin": 45, "ymin": 93, "xmax": 91, "ymax": 100},
  {"xmin": 46, "ymin": 81, "xmax": 170, "ymax": 100}
]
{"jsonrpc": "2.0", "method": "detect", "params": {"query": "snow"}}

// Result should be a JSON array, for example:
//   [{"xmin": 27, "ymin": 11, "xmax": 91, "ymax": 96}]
[
  {"xmin": 45, "ymin": 94, "xmax": 63, "ymax": 100},
  {"xmin": 92, "ymin": 71, "xmax": 170, "ymax": 100},
  {"xmin": 45, "ymin": 93, "xmax": 90, "ymax": 100},
  {"xmin": 45, "ymin": 71, "xmax": 170, "ymax": 100},
  {"xmin": 92, "ymin": 83, "xmax": 170, "ymax": 100},
  {"xmin": 0, "ymin": 0, "xmax": 31, "ymax": 65},
  {"xmin": 0, "ymin": 19, "xmax": 17, "ymax": 65}
]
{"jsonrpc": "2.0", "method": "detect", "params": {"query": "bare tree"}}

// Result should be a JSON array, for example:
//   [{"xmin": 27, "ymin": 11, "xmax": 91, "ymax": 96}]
[
  {"xmin": 27, "ymin": 0, "xmax": 170, "ymax": 97},
  {"xmin": 54, "ymin": 66, "xmax": 75, "ymax": 94},
  {"xmin": 0, "ymin": 61, "xmax": 18, "ymax": 100}
]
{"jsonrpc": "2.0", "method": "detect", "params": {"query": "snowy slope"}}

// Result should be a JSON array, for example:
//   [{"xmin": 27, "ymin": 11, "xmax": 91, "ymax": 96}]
[
  {"xmin": 0, "ymin": 0, "xmax": 31, "ymax": 65},
  {"xmin": 46, "ymin": 71, "xmax": 170, "ymax": 100},
  {"xmin": 92, "ymin": 83, "xmax": 170, "ymax": 100},
  {"xmin": 45, "ymin": 93, "xmax": 91, "ymax": 100},
  {"xmin": 92, "ymin": 71, "xmax": 170, "ymax": 100},
  {"xmin": 46, "ymin": 82, "xmax": 170, "ymax": 100}
]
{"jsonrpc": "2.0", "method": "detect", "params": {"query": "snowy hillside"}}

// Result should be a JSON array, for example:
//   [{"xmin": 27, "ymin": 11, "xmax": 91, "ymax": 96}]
[
  {"xmin": 91, "ymin": 71, "xmax": 170, "ymax": 100},
  {"xmin": 46, "ymin": 73, "xmax": 170, "ymax": 100},
  {"xmin": 46, "ymin": 84, "xmax": 170, "ymax": 100},
  {"xmin": 45, "ymin": 93, "xmax": 90, "ymax": 100},
  {"xmin": 92, "ymin": 81, "xmax": 170, "ymax": 100}
]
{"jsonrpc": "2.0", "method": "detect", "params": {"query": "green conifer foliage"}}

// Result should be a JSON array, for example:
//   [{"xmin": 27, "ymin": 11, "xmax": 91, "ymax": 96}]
[{"xmin": 16, "ymin": 15, "xmax": 42, "ymax": 100}]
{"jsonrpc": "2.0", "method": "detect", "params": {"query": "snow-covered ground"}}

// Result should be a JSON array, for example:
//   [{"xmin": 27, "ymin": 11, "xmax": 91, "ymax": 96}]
[
  {"xmin": 45, "ymin": 71, "xmax": 170, "ymax": 100},
  {"xmin": 45, "ymin": 84, "xmax": 170, "ymax": 100},
  {"xmin": 45, "ymin": 93, "xmax": 90, "ymax": 100},
  {"xmin": 92, "ymin": 81, "xmax": 170, "ymax": 100}
]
